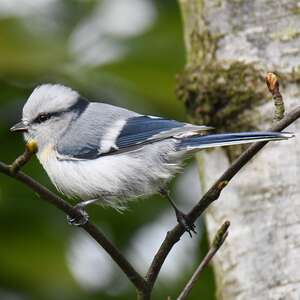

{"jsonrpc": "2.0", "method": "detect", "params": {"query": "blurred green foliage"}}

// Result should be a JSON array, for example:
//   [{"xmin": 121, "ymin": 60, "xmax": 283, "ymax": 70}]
[{"xmin": 0, "ymin": 1, "xmax": 216, "ymax": 299}]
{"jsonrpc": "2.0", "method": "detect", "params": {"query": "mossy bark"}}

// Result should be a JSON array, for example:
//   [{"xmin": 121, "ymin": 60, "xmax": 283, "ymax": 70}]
[{"xmin": 178, "ymin": 0, "xmax": 300, "ymax": 299}]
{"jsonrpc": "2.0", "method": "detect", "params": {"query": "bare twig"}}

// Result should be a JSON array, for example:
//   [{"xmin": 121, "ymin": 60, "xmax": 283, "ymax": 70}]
[
  {"xmin": 177, "ymin": 220, "xmax": 230, "ymax": 300},
  {"xmin": 9, "ymin": 139, "xmax": 38, "ymax": 173},
  {"xmin": 0, "ymin": 159, "xmax": 148, "ymax": 293},
  {"xmin": 266, "ymin": 72, "xmax": 285, "ymax": 121},
  {"xmin": 145, "ymin": 105, "xmax": 300, "ymax": 291}
]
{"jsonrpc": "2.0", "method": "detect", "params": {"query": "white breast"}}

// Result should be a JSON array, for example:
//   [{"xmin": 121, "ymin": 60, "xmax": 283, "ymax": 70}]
[{"xmin": 37, "ymin": 141, "xmax": 182, "ymax": 208}]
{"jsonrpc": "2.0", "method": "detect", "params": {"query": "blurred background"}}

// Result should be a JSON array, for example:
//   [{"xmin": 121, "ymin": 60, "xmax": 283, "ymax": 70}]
[{"xmin": 0, "ymin": 1, "xmax": 216, "ymax": 299}]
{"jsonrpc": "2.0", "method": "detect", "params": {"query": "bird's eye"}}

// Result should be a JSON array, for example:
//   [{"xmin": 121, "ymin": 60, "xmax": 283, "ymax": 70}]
[{"xmin": 35, "ymin": 113, "xmax": 51, "ymax": 123}]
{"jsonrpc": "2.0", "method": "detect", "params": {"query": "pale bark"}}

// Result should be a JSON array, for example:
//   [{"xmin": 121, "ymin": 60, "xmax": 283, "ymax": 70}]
[{"xmin": 178, "ymin": 0, "xmax": 300, "ymax": 299}]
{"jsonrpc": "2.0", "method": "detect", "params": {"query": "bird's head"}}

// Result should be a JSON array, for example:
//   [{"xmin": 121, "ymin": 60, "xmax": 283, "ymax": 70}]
[{"xmin": 11, "ymin": 84, "xmax": 88, "ymax": 150}]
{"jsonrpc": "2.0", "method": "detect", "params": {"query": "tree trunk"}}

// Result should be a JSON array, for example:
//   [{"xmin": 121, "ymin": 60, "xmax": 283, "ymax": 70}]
[{"xmin": 177, "ymin": 0, "xmax": 300, "ymax": 299}]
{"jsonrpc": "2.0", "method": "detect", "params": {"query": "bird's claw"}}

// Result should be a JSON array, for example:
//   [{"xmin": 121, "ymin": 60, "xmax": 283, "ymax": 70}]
[
  {"xmin": 67, "ymin": 205, "xmax": 89, "ymax": 226},
  {"xmin": 175, "ymin": 210, "xmax": 197, "ymax": 238}
]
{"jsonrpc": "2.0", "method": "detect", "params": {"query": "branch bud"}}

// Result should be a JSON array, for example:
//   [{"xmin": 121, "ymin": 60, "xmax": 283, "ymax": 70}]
[{"xmin": 265, "ymin": 72, "xmax": 279, "ymax": 94}]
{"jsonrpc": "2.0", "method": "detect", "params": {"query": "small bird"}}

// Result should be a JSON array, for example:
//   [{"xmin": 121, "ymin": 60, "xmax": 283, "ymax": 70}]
[{"xmin": 11, "ymin": 84, "xmax": 293, "ymax": 235}]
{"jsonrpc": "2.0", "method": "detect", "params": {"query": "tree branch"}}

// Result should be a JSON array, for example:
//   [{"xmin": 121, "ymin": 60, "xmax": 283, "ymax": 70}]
[
  {"xmin": 177, "ymin": 220, "xmax": 230, "ymax": 300},
  {"xmin": 0, "ymin": 159, "xmax": 148, "ymax": 293},
  {"xmin": 9, "ymin": 139, "xmax": 38, "ymax": 173},
  {"xmin": 145, "ymin": 105, "xmax": 300, "ymax": 290}
]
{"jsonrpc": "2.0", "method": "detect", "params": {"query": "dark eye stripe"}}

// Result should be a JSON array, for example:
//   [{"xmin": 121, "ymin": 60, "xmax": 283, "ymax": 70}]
[
  {"xmin": 34, "ymin": 113, "xmax": 51, "ymax": 124},
  {"xmin": 32, "ymin": 98, "xmax": 89, "ymax": 125}
]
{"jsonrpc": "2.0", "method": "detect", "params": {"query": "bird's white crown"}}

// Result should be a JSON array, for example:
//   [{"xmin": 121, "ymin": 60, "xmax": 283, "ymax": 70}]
[{"xmin": 23, "ymin": 84, "xmax": 80, "ymax": 121}]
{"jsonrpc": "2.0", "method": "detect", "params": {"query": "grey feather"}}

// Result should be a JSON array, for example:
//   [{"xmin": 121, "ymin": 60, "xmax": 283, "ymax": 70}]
[{"xmin": 177, "ymin": 132, "xmax": 294, "ymax": 153}]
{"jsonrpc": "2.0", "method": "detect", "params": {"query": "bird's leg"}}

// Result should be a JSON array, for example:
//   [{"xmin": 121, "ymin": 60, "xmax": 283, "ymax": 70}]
[
  {"xmin": 159, "ymin": 188, "xmax": 196, "ymax": 237},
  {"xmin": 67, "ymin": 199, "xmax": 99, "ymax": 226}
]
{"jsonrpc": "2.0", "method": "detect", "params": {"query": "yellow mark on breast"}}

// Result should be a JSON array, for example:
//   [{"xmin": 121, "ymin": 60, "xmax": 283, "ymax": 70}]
[{"xmin": 39, "ymin": 144, "xmax": 54, "ymax": 162}]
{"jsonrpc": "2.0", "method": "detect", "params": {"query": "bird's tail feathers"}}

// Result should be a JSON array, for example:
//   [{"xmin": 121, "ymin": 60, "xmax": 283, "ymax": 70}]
[{"xmin": 177, "ymin": 132, "xmax": 294, "ymax": 154}]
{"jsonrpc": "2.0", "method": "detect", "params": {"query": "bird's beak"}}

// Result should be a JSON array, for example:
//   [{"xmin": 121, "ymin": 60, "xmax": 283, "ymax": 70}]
[{"xmin": 10, "ymin": 121, "xmax": 28, "ymax": 133}]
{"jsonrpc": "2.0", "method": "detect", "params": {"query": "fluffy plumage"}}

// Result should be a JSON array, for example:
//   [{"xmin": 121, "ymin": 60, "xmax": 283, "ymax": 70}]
[{"xmin": 14, "ymin": 84, "xmax": 293, "ymax": 209}]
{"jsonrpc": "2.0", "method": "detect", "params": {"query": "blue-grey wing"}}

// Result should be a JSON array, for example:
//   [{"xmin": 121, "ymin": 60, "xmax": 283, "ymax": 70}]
[
  {"xmin": 115, "ymin": 116, "xmax": 210, "ymax": 149},
  {"xmin": 56, "ymin": 102, "xmax": 137, "ymax": 160},
  {"xmin": 57, "ymin": 105, "xmax": 211, "ymax": 160},
  {"xmin": 116, "ymin": 116, "xmax": 181, "ymax": 148}
]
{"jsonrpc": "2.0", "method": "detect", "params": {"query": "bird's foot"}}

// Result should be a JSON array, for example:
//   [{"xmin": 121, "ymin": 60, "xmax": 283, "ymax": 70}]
[
  {"xmin": 67, "ymin": 204, "xmax": 89, "ymax": 226},
  {"xmin": 175, "ymin": 210, "xmax": 196, "ymax": 238}
]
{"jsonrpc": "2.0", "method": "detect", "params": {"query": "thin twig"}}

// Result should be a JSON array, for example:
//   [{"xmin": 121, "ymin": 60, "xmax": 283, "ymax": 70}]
[
  {"xmin": 9, "ymin": 139, "xmax": 38, "ymax": 173},
  {"xmin": 266, "ymin": 72, "xmax": 285, "ymax": 121},
  {"xmin": 0, "ymin": 160, "xmax": 148, "ymax": 293},
  {"xmin": 177, "ymin": 221, "xmax": 230, "ymax": 300},
  {"xmin": 145, "ymin": 105, "xmax": 300, "ymax": 290}
]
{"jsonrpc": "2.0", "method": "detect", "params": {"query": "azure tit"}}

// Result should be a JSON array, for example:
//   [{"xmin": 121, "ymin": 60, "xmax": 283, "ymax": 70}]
[{"xmin": 11, "ymin": 84, "xmax": 293, "ymax": 236}]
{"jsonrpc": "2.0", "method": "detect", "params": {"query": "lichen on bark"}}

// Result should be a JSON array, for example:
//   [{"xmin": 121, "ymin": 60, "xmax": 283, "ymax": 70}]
[
  {"xmin": 175, "ymin": 35, "xmax": 268, "ymax": 159},
  {"xmin": 176, "ymin": 61, "xmax": 267, "ymax": 132}
]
